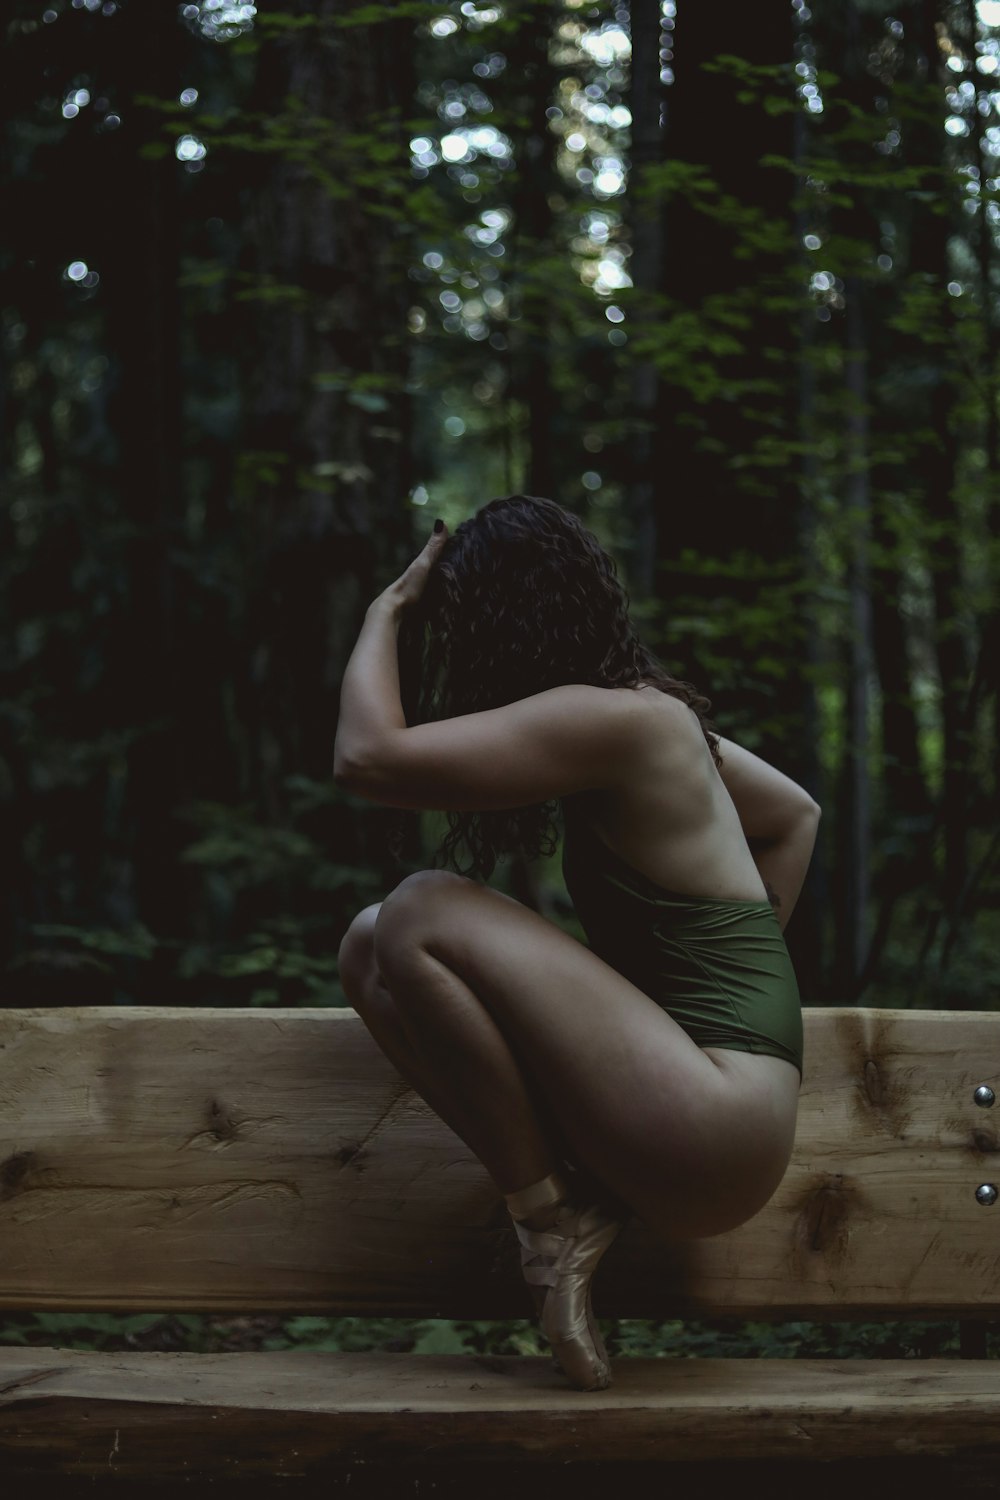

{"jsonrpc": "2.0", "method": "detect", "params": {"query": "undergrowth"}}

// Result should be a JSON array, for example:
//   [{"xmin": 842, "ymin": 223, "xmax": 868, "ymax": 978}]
[{"xmin": 1, "ymin": 1313, "xmax": 996, "ymax": 1359}]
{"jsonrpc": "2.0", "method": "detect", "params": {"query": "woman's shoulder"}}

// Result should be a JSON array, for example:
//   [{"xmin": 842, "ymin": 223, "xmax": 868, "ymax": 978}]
[
  {"xmin": 529, "ymin": 682, "xmax": 686, "ymax": 735},
  {"xmin": 550, "ymin": 683, "xmax": 699, "ymax": 781},
  {"xmin": 542, "ymin": 681, "xmax": 695, "ymax": 729},
  {"xmin": 606, "ymin": 682, "xmax": 695, "ymax": 730},
  {"xmin": 540, "ymin": 681, "xmax": 683, "ymax": 708}
]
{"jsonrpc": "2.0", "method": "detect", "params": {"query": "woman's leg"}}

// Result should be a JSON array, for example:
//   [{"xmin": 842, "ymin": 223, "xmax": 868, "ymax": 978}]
[
  {"xmin": 339, "ymin": 902, "xmax": 579, "ymax": 1197},
  {"xmin": 339, "ymin": 886, "xmax": 633, "ymax": 1391},
  {"xmin": 348, "ymin": 870, "xmax": 798, "ymax": 1241}
]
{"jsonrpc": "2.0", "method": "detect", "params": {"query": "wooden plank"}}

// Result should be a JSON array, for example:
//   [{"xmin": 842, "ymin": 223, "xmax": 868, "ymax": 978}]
[
  {"xmin": 1, "ymin": 1347, "xmax": 1000, "ymax": 1474},
  {"xmin": 1, "ymin": 1006, "xmax": 999, "ymax": 1316}
]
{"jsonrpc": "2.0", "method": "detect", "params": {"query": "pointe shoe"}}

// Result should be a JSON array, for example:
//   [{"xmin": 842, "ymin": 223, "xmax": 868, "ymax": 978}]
[{"xmin": 512, "ymin": 1199, "xmax": 624, "ymax": 1391}]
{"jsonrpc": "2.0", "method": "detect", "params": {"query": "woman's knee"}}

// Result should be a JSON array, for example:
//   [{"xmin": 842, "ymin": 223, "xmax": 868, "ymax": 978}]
[
  {"xmin": 337, "ymin": 903, "xmax": 382, "ymax": 999},
  {"xmin": 374, "ymin": 869, "xmax": 470, "ymax": 959}
]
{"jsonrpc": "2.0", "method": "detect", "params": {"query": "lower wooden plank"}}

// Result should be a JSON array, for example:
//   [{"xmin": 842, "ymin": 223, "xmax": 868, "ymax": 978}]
[
  {"xmin": 2, "ymin": 1349, "xmax": 1000, "ymax": 1475},
  {"xmin": 6, "ymin": 1460, "xmax": 1000, "ymax": 1500}
]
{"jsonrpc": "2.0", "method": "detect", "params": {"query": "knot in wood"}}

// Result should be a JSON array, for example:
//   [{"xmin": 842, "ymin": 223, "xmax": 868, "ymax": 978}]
[
  {"xmin": 206, "ymin": 1099, "xmax": 238, "ymax": 1142},
  {"xmin": 863, "ymin": 1059, "xmax": 884, "ymax": 1107},
  {"xmin": 0, "ymin": 1150, "xmax": 34, "ymax": 1201},
  {"xmin": 802, "ymin": 1177, "xmax": 850, "ymax": 1257},
  {"xmin": 335, "ymin": 1143, "xmax": 365, "ymax": 1169}
]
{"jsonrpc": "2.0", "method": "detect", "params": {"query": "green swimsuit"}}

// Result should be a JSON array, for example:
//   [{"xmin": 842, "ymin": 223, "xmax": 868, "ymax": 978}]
[{"xmin": 561, "ymin": 810, "xmax": 804, "ymax": 1078}]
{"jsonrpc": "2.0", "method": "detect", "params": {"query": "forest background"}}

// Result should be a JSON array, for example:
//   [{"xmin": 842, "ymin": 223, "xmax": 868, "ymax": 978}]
[{"xmin": 3, "ymin": 0, "xmax": 998, "ymax": 1361}]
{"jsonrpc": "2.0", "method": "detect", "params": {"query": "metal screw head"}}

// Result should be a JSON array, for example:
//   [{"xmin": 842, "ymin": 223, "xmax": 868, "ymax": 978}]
[
  {"xmin": 975, "ymin": 1183, "xmax": 998, "ymax": 1206},
  {"xmin": 975, "ymin": 1086, "xmax": 996, "ymax": 1108}
]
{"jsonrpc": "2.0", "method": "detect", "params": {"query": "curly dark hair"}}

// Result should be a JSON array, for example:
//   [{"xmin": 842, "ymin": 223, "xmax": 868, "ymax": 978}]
[{"xmin": 398, "ymin": 494, "xmax": 721, "ymax": 879}]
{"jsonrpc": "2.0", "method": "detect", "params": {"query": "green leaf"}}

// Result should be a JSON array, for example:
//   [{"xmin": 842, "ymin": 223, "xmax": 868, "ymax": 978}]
[
  {"xmin": 347, "ymin": 391, "xmax": 391, "ymax": 413},
  {"xmin": 255, "ymin": 12, "xmax": 320, "ymax": 28},
  {"xmin": 285, "ymin": 1317, "xmax": 336, "ymax": 1337},
  {"xmin": 410, "ymin": 1321, "xmax": 476, "ymax": 1354}
]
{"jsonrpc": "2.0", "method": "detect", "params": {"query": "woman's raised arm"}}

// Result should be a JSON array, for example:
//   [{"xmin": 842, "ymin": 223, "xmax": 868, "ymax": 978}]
[{"xmin": 333, "ymin": 527, "xmax": 640, "ymax": 812}]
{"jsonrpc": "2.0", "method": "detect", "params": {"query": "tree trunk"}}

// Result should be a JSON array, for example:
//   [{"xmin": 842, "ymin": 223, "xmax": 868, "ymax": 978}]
[
  {"xmin": 234, "ymin": 0, "xmax": 416, "ymax": 878},
  {"xmin": 624, "ymin": 0, "xmax": 668, "ymax": 592},
  {"xmin": 911, "ymin": 0, "xmax": 968, "ymax": 926},
  {"xmin": 839, "ymin": 276, "xmax": 874, "ymax": 992},
  {"xmin": 102, "ymin": 2, "xmax": 187, "ymax": 976},
  {"xmin": 505, "ymin": 1, "xmax": 560, "ymax": 501},
  {"xmin": 787, "ymin": 99, "xmax": 827, "ymax": 998},
  {"xmin": 651, "ymin": 0, "xmax": 805, "ymax": 765}
]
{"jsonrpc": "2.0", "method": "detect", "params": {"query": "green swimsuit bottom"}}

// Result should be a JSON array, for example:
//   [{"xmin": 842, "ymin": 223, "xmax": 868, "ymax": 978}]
[{"xmin": 561, "ymin": 812, "xmax": 804, "ymax": 1079}]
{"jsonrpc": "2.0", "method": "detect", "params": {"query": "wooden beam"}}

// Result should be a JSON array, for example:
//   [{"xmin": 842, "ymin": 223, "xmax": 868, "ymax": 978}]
[
  {"xmin": 1, "ymin": 1007, "xmax": 999, "ymax": 1317},
  {"xmin": 1, "ymin": 1348, "xmax": 999, "ymax": 1473}
]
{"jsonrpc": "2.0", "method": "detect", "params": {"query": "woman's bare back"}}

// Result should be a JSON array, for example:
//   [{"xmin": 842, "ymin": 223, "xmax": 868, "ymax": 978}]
[{"xmin": 573, "ymin": 686, "xmax": 770, "ymax": 905}]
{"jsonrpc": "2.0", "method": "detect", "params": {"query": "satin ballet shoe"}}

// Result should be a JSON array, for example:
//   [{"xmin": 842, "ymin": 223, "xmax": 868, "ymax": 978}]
[
  {"xmin": 505, "ymin": 1171, "xmax": 571, "ymax": 1223},
  {"xmin": 511, "ymin": 1197, "xmax": 624, "ymax": 1392}
]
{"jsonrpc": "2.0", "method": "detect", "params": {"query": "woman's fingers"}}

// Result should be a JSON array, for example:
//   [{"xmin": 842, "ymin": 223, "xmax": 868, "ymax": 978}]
[
  {"xmin": 391, "ymin": 521, "xmax": 449, "ymax": 608},
  {"xmin": 415, "ymin": 524, "xmax": 448, "ymax": 570},
  {"xmin": 415, "ymin": 522, "xmax": 449, "ymax": 574}
]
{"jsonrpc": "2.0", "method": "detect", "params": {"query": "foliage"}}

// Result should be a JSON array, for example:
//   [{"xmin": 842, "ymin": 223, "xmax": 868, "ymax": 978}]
[{"xmin": 2, "ymin": 1310, "xmax": 995, "ymax": 1361}]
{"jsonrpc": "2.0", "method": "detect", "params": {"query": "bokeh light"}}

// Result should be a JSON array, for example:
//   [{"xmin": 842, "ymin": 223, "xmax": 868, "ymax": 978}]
[
  {"xmin": 62, "ymin": 89, "xmax": 91, "ymax": 120},
  {"xmin": 182, "ymin": 2, "xmax": 256, "ymax": 42},
  {"xmin": 580, "ymin": 25, "xmax": 630, "ymax": 67},
  {"xmin": 440, "ymin": 134, "xmax": 470, "ymax": 163},
  {"xmin": 176, "ymin": 135, "xmax": 207, "ymax": 162}
]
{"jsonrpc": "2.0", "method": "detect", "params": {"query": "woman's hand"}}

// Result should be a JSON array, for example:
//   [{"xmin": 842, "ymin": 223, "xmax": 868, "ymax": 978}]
[
  {"xmin": 378, "ymin": 520, "xmax": 449, "ymax": 613},
  {"xmin": 337, "ymin": 521, "xmax": 449, "ymax": 782}
]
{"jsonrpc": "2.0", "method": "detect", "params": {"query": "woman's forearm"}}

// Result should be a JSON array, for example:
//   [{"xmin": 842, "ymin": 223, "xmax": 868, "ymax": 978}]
[
  {"xmin": 749, "ymin": 806, "xmax": 821, "ymax": 931},
  {"xmin": 333, "ymin": 590, "xmax": 406, "ymax": 784}
]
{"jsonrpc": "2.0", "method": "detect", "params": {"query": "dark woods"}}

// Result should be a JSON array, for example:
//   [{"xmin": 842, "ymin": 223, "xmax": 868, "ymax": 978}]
[{"xmin": 2, "ymin": 0, "xmax": 997, "ymax": 1012}]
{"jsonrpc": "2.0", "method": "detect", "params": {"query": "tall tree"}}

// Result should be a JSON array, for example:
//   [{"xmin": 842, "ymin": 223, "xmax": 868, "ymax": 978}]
[
  {"xmin": 234, "ymin": 1, "xmax": 416, "ymax": 815},
  {"xmin": 505, "ymin": 0, "xmax": 561, "ymax": 500},
  {"xmin": 641, "ymin": 1, "xmax": 806, "ymax": 757},
  {"xmin": 906, "ymin": 0, "xmax": 968, "ymax": 934},
  {"xmin": 625, "ymin": 0, "xmax": 668, "ymax": 590},
  {"xmin": 99, "ymin": 2, "xmax": 189, "ymax": 965}
]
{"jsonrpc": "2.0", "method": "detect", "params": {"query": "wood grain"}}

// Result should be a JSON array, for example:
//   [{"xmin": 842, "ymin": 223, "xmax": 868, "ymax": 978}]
[
  {"xmin": 1, "ymin": 1006, "xmax": 999, "ymax": 1317},
  {"xmin": 1, "ymin": 1348, "xmax": 999, "ymax": 1473}
]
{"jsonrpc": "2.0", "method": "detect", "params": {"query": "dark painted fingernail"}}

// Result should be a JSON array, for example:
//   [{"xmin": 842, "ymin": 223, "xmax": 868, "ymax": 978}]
[{"xmin": 433, "ymin": 517, "xmax": 444, "ymax": 533}]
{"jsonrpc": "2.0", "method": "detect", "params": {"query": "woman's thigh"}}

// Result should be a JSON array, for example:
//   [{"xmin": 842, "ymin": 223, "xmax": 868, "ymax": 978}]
[{"xmin": 373, "ymin": 871, "xmax": 799, "ymax": 1239}]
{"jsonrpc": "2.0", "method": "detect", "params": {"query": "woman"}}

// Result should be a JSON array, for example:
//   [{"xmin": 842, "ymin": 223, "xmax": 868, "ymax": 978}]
[{"xmin": 335, "ymin": 495, "xmax": 819, "ymax": 1392}]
